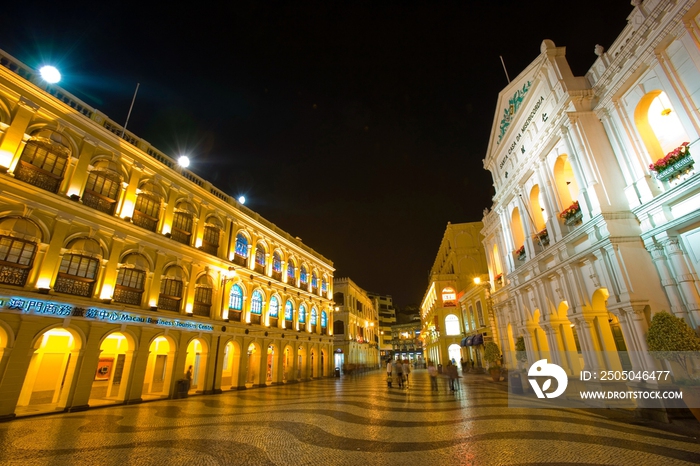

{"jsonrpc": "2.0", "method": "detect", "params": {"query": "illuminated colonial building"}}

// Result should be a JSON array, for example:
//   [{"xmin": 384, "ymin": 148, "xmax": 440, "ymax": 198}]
[
  {"xmin": 367, "ymin": 292, "xmax": 396, "ymax": 359},
  {"xmin": 482, "ymin": 0, "xmax": 700, "ymax": 383},
  {"xmin": 420, "ymin": 222, "xmax": 489, "ymax": 365},
  {"xmin": 0, "ymin": 48, "xmax": 335, "ymax": 419},
  {"xmin": 332, "ymin": 278, "xmax": 380, "ymax": 372},
  {"xmin": 390, "ymin": 321, "xmax": 423, "ymax": 365}
]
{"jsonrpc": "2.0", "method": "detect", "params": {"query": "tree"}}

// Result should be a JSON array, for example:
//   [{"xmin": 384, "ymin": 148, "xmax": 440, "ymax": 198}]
[
  {"xmin": 646, "ymin": 312, "xmax": 700, "ymax": 381},
  {"xmin": 483, "ymin": 341, "xmax": 502, "ymax": 369}
]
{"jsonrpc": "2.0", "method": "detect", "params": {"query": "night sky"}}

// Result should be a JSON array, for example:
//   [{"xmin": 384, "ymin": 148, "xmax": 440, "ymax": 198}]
[{"xmin": 1, "ymin": 1, "xmax": 632, "ymax": 307}]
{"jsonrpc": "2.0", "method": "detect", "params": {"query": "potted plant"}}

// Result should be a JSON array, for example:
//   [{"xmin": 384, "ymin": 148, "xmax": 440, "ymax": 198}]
[
  {"xmin": 495, "ymin": 273, "xmax": 503, "ymax": 285},
  {"xmin": 515, "ymin": 336, "xmax": 527, "ymax": 365},
  {"xmin": 646, "ymin": 311, "xmax": 700, "ymax": 421},
  {"xmin": 536, "ymin": 228, "xmax": 549, "ymax": 246},
  {"xmin": 483, "ymin": 341, "xmax": 502, "ymax": 382},
  {"xmin": 559, "ymin": 200, "xmax": 582, "ymax": 225},
  {"xmin": 515, "ymin": 245, "xmax": 526, "ymax": 261},
  {"xmin": 649, "ymin": 142, "xmax": 693, "ymax": 181}
]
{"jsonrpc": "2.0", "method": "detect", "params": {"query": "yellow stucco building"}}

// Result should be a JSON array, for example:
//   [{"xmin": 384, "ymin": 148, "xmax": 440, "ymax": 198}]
[
  {"xmin": 420, "ymin": 222, "xmax": 490, "ymax": 366},
  {"xmin": 0, "ymin": 48, "xmax": 335, "ymax": 419}
]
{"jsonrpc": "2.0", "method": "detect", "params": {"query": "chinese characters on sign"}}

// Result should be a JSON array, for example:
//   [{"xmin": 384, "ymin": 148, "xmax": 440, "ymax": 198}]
[{"xmin": 5, "ymin": 297, "xmax": 214, "ymax": 331}]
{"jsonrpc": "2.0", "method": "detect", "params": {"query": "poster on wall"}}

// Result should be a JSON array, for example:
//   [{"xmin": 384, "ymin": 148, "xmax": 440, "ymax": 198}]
[{"xmin": 95, "ymin": 358, "xmax": 114, "ymax": 381}]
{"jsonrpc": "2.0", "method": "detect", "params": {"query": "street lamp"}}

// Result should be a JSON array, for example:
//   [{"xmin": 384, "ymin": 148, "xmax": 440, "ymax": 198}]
[
  {"xmin": 220, "ymin": 266, "xmax": 236, "ymax": 321},
  {"xmin": 178, "ymin": 155, "xmax": 190, "ymax": 168},
  {"xmin": 39, "ymin": 65, "xmax": 61, "ymax": 84}
]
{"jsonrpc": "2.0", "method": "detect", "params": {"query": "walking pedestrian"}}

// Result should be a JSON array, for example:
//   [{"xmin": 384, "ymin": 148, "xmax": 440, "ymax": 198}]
[
  {"xmin": 395, "ymin": 359, "xmax": 404, "ymax": 388},
  {"xmin": 446, "ymin": 361, "xmax": 458, "ymax": 391},
  {"xmin": 403, "ymin": 359, "xmax": 411, "ymax": 387},
  {"xmin": 386, "ymin": 359, "xmax": 393, "ymax": 388},
  {"xmin": 427, "ymin": 360, "xmax": 438, "ymax": 392}
]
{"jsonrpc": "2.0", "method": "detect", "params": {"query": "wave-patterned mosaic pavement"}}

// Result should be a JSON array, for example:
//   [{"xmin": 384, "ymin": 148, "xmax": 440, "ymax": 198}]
[{"xmin": 0, "ymin": 369, "xmax": 699, "ymax": 465}]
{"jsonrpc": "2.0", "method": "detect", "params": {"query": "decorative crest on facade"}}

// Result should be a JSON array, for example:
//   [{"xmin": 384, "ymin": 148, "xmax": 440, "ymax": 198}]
[{"xmin": 497, "ymin": 81, "xmax": 532, "ymax": 144}]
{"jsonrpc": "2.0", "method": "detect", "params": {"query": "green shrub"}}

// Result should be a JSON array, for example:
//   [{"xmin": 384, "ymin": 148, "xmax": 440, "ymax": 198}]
[
  {"xmin": 515, "ymin": 336, "xmax": 527, "ymax": 362},
  {"xmin": 483, "ymin": 341, "xmax": 502, "ymax": 369},
  {"xmin": 646, "ymin": 311, "xmax": 700, "ymax": 380}
]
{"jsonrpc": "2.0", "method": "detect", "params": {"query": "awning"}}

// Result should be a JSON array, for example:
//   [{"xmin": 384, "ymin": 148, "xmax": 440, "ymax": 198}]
[
  {"xmin": 465, "ymin": 336, "xmax": 475, "ymax": 346},
  {"xmin": 473, "ymin": 333, "xmax": 484, "ymax": 346},
  {"xmin": 460, "ymin": 337, "xmax": 468, "ymax": 347}
]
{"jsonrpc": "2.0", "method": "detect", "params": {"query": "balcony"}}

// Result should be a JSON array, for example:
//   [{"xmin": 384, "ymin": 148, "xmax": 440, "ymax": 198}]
[
  {"xmin": 0, "ymin": 264, "xmax": 30, "ymax": 287},
  {"xmin": 132, "ymin": 211, "xmax": 158, "ymax": 232},
  {"xmin": 14, "ymin": 161, "xmax": 62, "ymax": 193},
  {"xmin": 53, "ymin": 274, "xmax": 94, "ymax": 297},
  {"xmin": 113, "ymin": 285, "xmax": 143, "ymax": 306},
  {"xmin": 193, "ymin": 302, "xmax": 210, "ymax": 317},
  {"xmin": 81, "ymin": 190, "xmax": 117, "ymax": 215}
]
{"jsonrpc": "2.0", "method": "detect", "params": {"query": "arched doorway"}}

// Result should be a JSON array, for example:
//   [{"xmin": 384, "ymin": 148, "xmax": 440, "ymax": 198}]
[
  {"xmin": 185, "ymin": 338, "xmax": 207, "ymax": 394},
  {"xmin": 17, "ymin": 327, "xmax": 82, "ymax": 415},
  {"xmin": 266, "ymin": 344, "xmax": 275, "ymax": 384},
  {"xmin": 246, "ymin": 342, "xmax": 260, "ymax": 387},
  {"xmin": 283, "ymin": 346, "xmax": 292, "ymax": 382},
  {"xmin": 89, "ymin": 331, "xmax": 135, "ymax": 406},
  {"xmin": 320, "ymin": 350, "xmax": 325, "ymax": 377},
  {"xmin": 221, "ymin": 340, "xmax": 239, "ymax": 389},
  {"xmin": 310, "ymin": 350, "xmax": 315, "ymax": 378},
  {"xmin": 143, "ymin": 336, "xmax": 174, "ymax": 400},
  {"xmin": 448, "ymin": 344, "xmax": 461, "ymax": 365},
  {"xmin": 297, "ymin": 346, "xmax": 306, "ymax": 380}
]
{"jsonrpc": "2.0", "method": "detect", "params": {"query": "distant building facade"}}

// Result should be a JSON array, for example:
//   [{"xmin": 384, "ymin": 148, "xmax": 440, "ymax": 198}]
[
  {"xmin": 0, "ymin": 49, "xmax": 335, "ymax": 420},
  {"xmin": 368, "ymin": 292, "xmax": 396, "ymax": 359},
  {"xmin": 333, "ymin": 278, "xmax": 380, "ymax": 372},
  {"xmin": 391, "ymin": 321, "xmax": 423, "ymax": 365},
  {"xmin": 420, "ymin": 222, "xmax": 489, "ymax": 365},
  {"xmin": 482, "ymin": 0, "xmax": 700, "ymax": 384}
]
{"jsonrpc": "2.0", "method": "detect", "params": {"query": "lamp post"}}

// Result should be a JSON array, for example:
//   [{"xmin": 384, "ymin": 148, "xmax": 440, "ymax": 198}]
[{"xmin": 220, "ymin": 266, "xmax": 236, "ymax": 321}]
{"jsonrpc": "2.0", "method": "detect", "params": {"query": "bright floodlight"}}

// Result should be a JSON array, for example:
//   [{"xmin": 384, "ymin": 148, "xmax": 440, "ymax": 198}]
[
  {"xmin": 178, "ymin": 156, "xmax": 190, "ymax": 167},
  {"xmin": 39, "ymin": 66, "xmax": 61, "ymax": 84},
  {"xmin": 238, "ymin": 196, "xmax": 246, "ymax": 204},
  {"xmin": 473, "ymin": 277, "xmax": 481, "ymax": 285}
]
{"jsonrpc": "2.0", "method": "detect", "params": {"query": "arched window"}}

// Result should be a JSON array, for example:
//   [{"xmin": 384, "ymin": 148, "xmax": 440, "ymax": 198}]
[
  {"xmin": 287, "ymin": 260, "xmax": 296, "ymax": 284},
  {"xmin": 511, "ymin": 207, "xmax": 526, "ymax": 259},
  {"xmin": 321, "ymin": 277, "xmax": 328, "ymax": 296},
  {"xmin": 234, "ymin": 233, "xmax": 249, "ymax": 266},
  {"xmin": 321, "ymin": 311, "xmax": 328, "ymax": 335},
  {"xmin": 193, "ymin": 275, "xmax": 213, "ymax": 317},
  {"xmin": 171, "ymin": 202, "xmax": 196, "ymax": 246},
  {"xmin": 311, "ymin": 272, "xmax": 318, "ymax": 293},
  {"xmin": 158, "ymin": 266, "xmax": 184, "ymax": 312},
  {"xmin": 445, "ymin": 314, "xmax": 460, "ymax": 335},
  {"xmin": 250, "ymin": 290, "xmax": 263, "ymax": 324},
  {"xmin": 311, "ymin": 308, "xmax": 318, "ymax": 325},
  {"xmin": 634, "ymin": 90, "xmax": 690, "ymax": 163},
  {"xmin": 476, "ymin": 301, "xmax": 485, "ymax": 327},
  {"xmin": 201, "ymin": 218, "xmax": 222, "ymax": 256},
  {"xmin": 284, "ymin": 300, "xmax": 294, "ymax": 322},
  {"xmin": 54, "ymin": 238, "xmax": 102, "ymax": 297},
  {"xmin": 229, "ymin": 284, "xmax": 243, "ymax": 310},
  {"xmin": 269, "ymin": 296, "xmax": 279, "ymax": 327},
  {"xmin": 299, "ymin": 304, "xmax": 306, "ymax": 324},
  {"xmin": 15, "ymin": 130, "xmax": 71, "ymax": 193},
  {"xmin": 114, "ymin": 253, "xmax": 148, "ymax": 306},
  {"xmin": 553, "ymin": 155, "xmax": 579, "ymax": 211},
  {"xmin": 254, "ymin": 244, "xmax": 266, "ymax": 273},
  {"xmin": 0, "ymin": 217, "xmax": 39, "ymax": 287},
  {"xmin": 272, "ymin": 251, "xmax": 282, "ymax": 279},
  {"xmin": 83, "ymin": 160, "xmax": 122, "ymax": 215},
  {"xmin": 132, "ymin": 181, "xmax": 164, "ymax": 232},
  {"xmin": 529, "ymin": 185, "xmax": 546, "ymax": 232},
  {"xmin": 300, "ymin": 266, "xmax": 308, "ymax": 288},
  {"xmin": 269, "ymin": 296, "xmax": 279, "ymax": 317}
]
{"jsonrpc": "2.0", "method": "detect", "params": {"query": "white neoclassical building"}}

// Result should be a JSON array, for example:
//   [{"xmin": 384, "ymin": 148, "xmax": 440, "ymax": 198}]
[{"xmin": 482, "ymin": 0, "xmax": 700, "ymax": 380}]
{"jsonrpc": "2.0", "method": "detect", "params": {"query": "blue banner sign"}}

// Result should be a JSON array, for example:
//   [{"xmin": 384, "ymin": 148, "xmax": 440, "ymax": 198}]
[{"xmin": 2, "ymin": 297, "xmax": 214, "ymax": 332}]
